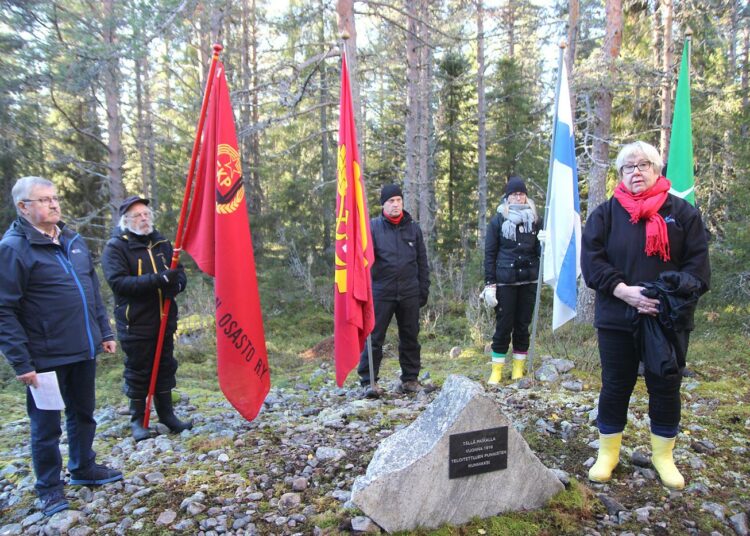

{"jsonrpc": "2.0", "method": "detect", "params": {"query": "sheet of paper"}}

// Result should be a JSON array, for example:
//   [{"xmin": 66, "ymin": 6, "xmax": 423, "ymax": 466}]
[{"xmin": 29, "ymin": 371, "xmax": 65, "ymax": 410}]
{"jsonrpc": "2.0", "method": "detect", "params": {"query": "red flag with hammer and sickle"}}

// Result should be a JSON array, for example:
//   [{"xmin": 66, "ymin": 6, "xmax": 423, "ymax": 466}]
[
  {"xmin": 333, "ymin": 52, "xmax": 375, "ymax": 387},
  {"xmin": 183, "ymin": 60, "xmax": 270, "ymax": 420}
]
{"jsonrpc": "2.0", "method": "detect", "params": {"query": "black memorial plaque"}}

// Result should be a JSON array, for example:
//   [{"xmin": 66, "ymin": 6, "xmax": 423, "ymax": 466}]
[{"xmin": 448, "ymin": 426, "xmax": 508, "ymax": 479}]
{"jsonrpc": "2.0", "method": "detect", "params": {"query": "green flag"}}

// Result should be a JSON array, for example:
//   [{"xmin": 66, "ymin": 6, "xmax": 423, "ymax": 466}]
[{"xmin": 666, "ymin": 39, "xmax": 695, "ymax": 205}]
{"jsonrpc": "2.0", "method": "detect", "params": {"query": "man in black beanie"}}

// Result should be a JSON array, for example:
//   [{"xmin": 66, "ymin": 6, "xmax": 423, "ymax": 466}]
[{"xmin": 358, "ymin": 184, "xmax": 430, "ymax": 396}]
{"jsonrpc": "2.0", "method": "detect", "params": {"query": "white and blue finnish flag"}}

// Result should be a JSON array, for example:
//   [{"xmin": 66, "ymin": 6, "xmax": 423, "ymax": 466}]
[{"xmin": 542, "ymin": 58, "xmax": 581, "ymax": 331}]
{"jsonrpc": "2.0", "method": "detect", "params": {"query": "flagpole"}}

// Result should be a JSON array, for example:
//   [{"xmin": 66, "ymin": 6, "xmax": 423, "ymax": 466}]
[
  {"xmin": 143, "ymin": 43, "xmax": 224, "ymax": 428},
  {"xmin": 526, "ymin": 41, "xmax": 566, "ymax": 377}
]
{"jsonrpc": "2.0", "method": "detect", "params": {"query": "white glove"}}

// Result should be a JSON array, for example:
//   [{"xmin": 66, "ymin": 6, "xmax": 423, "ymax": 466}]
[
  {"xmin": 481, "ymin": 285, "xmax": 498, "ymax": 308},
  {"xmin": 537, "ymin": 229, "xmax": 548, "ymax": 243}
]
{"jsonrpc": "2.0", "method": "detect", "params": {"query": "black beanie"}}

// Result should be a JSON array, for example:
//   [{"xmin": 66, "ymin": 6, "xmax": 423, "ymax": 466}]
[
  {"xmin": 504, "ymin": 175, "xmax": 527, "ymax": 196},
  {"xmin": 380, "ymin": 184, "xmax": 403, "ymax": 205}
]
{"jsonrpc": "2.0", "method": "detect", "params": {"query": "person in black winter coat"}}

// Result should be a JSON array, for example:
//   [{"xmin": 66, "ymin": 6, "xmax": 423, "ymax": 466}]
[
  {"xmin": 482, "ymin": 176, "xmax": 542, "ymax": 384},
  {"xmin": 581, "ymin": 141, "xmax": 710, "ymax": 490},
  {"xmin": 357, "ymin": 184, "xmax": 430, "ymax": 396},
  {"xmin": 0, "ymin": 176, "xmax": 122, "ymax": 516},
  {"xmin": 101, "ymin": 196, "xmax": 191, "ymax": 441}
]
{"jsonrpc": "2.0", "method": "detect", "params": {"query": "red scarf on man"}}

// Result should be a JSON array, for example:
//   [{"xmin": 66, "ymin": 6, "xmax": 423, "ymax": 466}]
[
  {"xmin": 613, "ymin": 175, "xmax": 671, "ymax": 262},
  {"xmin": 385, "ymin": 211, "xmax": 403, "ymax": 225}
]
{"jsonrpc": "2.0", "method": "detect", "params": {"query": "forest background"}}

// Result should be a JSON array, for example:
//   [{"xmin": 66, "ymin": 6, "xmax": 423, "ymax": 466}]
[{"xmin": 0, "ymin": 0, "xmax": 749, "ymax": 382}]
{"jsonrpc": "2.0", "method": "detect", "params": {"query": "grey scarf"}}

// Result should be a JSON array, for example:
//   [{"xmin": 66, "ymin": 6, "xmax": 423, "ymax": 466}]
[{"xmin": 498, "ymin": 198, "xmax": 537, "ymax": 241}]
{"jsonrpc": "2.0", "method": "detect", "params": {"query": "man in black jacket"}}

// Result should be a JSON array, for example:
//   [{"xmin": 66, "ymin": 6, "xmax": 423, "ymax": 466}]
[
  {"xmin": 102, "ymin": 196, "xmax": 191, "ymax": 441},
  {"xmin": 357, "ymin": 184, "xmax": 430, "ymax": 395},
  {"xmin": 0, "ymin": 176, "xmax": 122, "ymax": 516}
]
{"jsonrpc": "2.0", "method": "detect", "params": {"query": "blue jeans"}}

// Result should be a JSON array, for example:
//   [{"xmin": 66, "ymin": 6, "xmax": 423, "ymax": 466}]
[
  {"xmin": 27, "ymin": 359, "xmax": 97, "ymax": 496},
  {"xmin": 596, "ymin": 329, "xmax": 682, "ymax": 437}
]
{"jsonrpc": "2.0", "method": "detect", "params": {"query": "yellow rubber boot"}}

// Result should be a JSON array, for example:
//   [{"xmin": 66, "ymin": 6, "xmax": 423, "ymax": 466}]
[
  {"xmin": 511, "ymin": 358, "xmax": 526, "ymax": 380},
  {"xmin": 651, "ymin": 434, "xmax": 685, "ymax": 490},
  {"xmin": 588, "ymin": 432, "xmax": 622, "ymax": 483},
  {"xmin": 488, "ymin": 364, "xmax": 504, "ymax": 385},
  {"xmin": 487, "ymin": 353, "xmax": 505, "ymax": 385}
]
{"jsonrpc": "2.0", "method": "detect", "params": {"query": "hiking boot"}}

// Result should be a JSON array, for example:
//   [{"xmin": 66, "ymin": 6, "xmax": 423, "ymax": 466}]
[
  {"xmin": 69, "ymin": 463, "xmax": 123, "ymax": 486},
  {"xmin": 363, "ymin": 383, "xmax": 385, "ymax": 399},
  {"xmin": 400, "ymin": 380, "xmax": 421, "ymax": 394},
  {"xmin": 40, "ymin": 490, "xmax": 69, "ymax": 517}
]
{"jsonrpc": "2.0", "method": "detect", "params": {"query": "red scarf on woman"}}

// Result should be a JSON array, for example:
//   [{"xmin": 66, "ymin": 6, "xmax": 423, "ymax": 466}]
[{"xmin": 613, "ymin": 175, "xmax": 671, "ymax": 261}]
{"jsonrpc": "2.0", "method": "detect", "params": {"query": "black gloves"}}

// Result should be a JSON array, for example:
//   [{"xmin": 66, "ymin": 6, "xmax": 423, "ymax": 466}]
[
  {"xmin": 157, "ymin": 267, "xmax": 185, "ymax": 298},
  {"xmin": 419, "ymin": 293, "xmax": 429, "ymax": 308},
  {"xmin": 159, "ymin": 268, "xmax": 181, "ymax": 286}
]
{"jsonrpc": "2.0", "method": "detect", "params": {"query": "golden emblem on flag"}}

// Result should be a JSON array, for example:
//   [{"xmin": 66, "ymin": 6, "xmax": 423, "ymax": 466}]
[{"xmin": 216, "ymin": 143, "xmax": 244, "ymax": 214}]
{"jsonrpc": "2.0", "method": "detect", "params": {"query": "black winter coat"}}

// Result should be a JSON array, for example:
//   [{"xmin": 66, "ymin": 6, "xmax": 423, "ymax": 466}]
[
  {"xmin": 634, "ymin": 271, "xmax": 704, "ymax": 378},
  {"xmin": 0, "ymin": 218, "xmax": 114, "ymax": 375},
  {"xmin": 101, "ymin": 227, "xmax": 187, "ymax": 342},
  {"xmin": 484, "ymin": 211, "xmax": 541, "ymax": 285},
  {"xmin": 370, "ymin": 211, "xmax": 430, "ymax": 303},
  {"xmin": 581, "ymin": 193, "xmax": 710, "ymax": 331}
]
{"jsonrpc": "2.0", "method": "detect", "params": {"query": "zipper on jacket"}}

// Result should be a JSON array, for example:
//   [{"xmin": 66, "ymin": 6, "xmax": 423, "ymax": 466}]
[
  {"xmin": 61, "ymin": 235, "xmax": 96, "ymax": 358},
  {"xmin": 54, "ymin": 252, "xmax": 70, "ymax": 274},
  {"xmin": 147, "ymin": 241, "xmax": 167, "ymax": 317}
]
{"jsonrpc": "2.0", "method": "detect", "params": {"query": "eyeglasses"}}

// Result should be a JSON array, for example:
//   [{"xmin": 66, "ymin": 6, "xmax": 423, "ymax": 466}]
[
  {"xmin": 127, "ymin": 210, "xmax": 152, "ymax": 220},
  {"xmin": 23, "ymin": 196, "xmax": 60, "ymax": 206},
  {"xmin": 621, "ymin": 161, "xmax": 652, "ymax": 174}
]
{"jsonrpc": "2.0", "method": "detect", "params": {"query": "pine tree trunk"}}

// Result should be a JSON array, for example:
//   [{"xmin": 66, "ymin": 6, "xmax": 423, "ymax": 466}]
[
  {"xmin": 577, "ymin": 0, "xmax": 623, "ymax": 325},
  {"xmin": 320, "ymin": 1, "xmax": 332, "ymax": 253},
  {"xmin": 102, "ymin": 0, "xmax": 125, "ymax": 220},
  {"xmin": 404, "ymin": 0, "xmax": 419, "ymax": 216},
  {"xmin": 743, "ymin": 27, "xmax": 749, "ymax": 116},
  {"xmin": 417, "ymin": 0, "xmax": 435, "ymax": 249},
  {"xmin": 336, "ymin": 0, "xmax": 364, "ymax": 170},
  {"xmin": 660, "ymin": 0, "xmax": 673, "ymax": 158},
  {"xmin": 476, "ymin": 0, "xmax": 488, "ymax": 249},
  {"xmin": 566, "ymin": 0, "xmax": 579, "ymax": 116}
]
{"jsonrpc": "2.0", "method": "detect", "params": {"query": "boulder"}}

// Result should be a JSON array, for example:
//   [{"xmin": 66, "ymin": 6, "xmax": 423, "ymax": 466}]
[{"xmin": 351, "ymin": 375, "xmax": 563, "ymax": 532}]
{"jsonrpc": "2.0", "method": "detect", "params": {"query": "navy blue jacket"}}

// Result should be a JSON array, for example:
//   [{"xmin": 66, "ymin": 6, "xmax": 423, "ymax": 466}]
[
  {"xmin": 370, "ymin": 210, "xmax": 430, "ymax": 303},
  {"xmin": 0, "ymin": 218, "xmax": 114, "ymax": 376},
  {"xmin": 101, "ymin": 227, "xmax": 186, "ymax": 342}
]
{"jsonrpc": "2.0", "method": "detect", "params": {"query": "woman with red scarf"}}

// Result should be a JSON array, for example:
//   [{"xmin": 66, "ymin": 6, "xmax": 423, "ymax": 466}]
[{"xmin": 581, "ymin": 141, "xmax": 710, "ymax": 490}]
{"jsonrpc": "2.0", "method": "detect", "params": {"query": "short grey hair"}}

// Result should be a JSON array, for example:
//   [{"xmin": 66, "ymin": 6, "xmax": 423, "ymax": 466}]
[
  {"xmin": 615, "ymin": 141, "xmax": 664, "ymax": 176},
  {"xmin": 12, "ymin": 176, "xmax": 55, "ymax": 215}
]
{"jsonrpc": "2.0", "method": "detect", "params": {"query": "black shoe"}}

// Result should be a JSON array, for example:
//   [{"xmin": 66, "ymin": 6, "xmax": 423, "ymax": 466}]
[
  {"xmin": 400, "ymin": 380, "xmax": 421, "ymax": 394},
  {"xmin": 363, "ymin": 384, "xmax": 384, "ymax": 399},
  {"xmin": 69, "ymin": 463, "xmax": 123, "ymax": 486},
  {"xmin": 129, "ymin": 399, "xmax": 152, "ymax": 442},
  {"xmin": 41, "ymin": 490, "xmax": 69, "ymax": 517},
  {"xmin": 155, "ymin": 391, "xmax": 193, "ymax": 433}
]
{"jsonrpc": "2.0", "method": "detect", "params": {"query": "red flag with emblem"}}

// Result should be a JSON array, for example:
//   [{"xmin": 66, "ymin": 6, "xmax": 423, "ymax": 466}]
[
  {"xmin": 183, "ymin": 60, "xmax": 269, "ymax": 421},
  {"xmin": 333, "ymin": 52, "xmax": 375, "ymax": 387}
]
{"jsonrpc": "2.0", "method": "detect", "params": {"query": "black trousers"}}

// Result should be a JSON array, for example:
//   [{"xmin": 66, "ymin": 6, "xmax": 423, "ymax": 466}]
[
  {"xmin": 358, "ymin": 295, "xmax": 421, "ymax": 385},
  {"xmin": 596, "ymin": 328, "xmax": 682, "ymax": 437},
  {"xmin": 491, "ymin": 283, "xmax": 536, "ymax": 355},
  {"xmin": 121, "ymin": 334, "xmax": 178, "ymax": 399}
]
